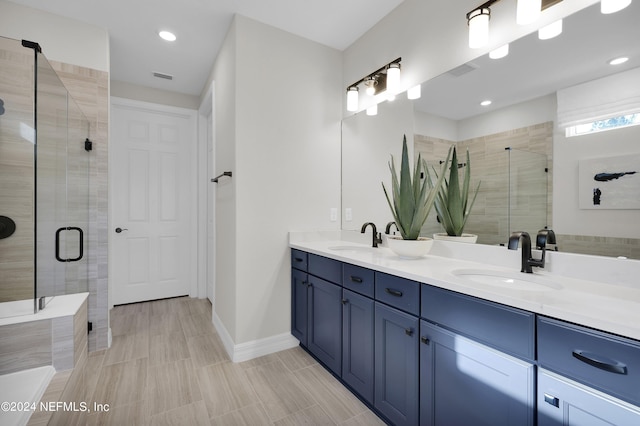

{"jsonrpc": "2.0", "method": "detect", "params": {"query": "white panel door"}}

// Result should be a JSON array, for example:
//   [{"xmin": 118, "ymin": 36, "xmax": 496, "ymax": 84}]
[{"xmin": 111, "ymin": 100, "xmax": 194, "ymax": 305}]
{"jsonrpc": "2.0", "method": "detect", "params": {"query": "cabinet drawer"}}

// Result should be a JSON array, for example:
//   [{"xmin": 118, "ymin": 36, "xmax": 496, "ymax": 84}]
[
  {"xmin": 421, "ymin": 285, "xmax": 535, "ymax": 360},
  {"xmin": 291, "ymin": 249, "xmax": 308, "ymax": 271},
  {"xmin": 538, "ymin": 316, "xmax": 640, "ymax": 407},
  {"xmin": 308, "ymin": 253, "xmax": 342, "ymax": 285},
  {"xmin": 343, "ymin": 264, "xmax": 374, "ymax": 298},
  {"xmin": 375, "ymin": 272, "xmax": 420, "ymax": 316}
]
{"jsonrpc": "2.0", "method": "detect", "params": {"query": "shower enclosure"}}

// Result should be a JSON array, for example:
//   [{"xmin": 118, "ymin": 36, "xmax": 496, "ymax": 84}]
[{"xmin": 0, "ymin": 36, "xmax": 91, "ymax": 318}]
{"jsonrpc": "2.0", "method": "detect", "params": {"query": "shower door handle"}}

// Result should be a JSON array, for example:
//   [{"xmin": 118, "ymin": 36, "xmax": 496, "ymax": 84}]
[{"xmin": 55, "ymin": 227, "xmax": 84, "ymax": 262}]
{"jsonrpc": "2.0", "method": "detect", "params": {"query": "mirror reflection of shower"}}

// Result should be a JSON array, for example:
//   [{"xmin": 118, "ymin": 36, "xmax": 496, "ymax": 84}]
[
  {"xmin": 507, "ymin": 147, "xmax": 549, "ymax": 240},
  {"xmin": 0, "ymin": 36, "xmax": 92, "ymax": 319}
]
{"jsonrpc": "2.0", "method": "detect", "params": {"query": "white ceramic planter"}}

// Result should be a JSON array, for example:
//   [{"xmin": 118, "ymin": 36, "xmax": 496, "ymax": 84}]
[
  {"xmin": 433, "ymin": 233, "xmax": 478, "ymax": 244},
  {"xmin": 386, "ymin": 236, "xmax": 434, "ymax": 259}
]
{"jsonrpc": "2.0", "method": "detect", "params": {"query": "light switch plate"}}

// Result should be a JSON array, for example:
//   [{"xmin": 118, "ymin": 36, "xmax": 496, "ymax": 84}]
[
  {"xmin": 345, "ymin": 208, "xmax": 352, "ymax": 221},
  {"xmin": 330, "ymin": 208, "xmax": 337, "ymax": 222}
]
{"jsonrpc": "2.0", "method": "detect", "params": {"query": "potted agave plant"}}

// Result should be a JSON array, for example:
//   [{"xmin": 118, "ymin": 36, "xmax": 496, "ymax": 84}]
[
  {"xmin": 433, "ymin": 146, "xmax": 481, "ymax": 243},
  {"xmin": 382, "ymin": 135, "xmax": 451, "ymax": 258}
]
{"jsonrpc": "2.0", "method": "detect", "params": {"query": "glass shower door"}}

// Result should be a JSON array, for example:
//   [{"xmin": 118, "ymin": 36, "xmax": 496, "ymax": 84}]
[
  {"xmin": 35, "ymin": 50, "xmax": 90, "ymax": 308},
  {"xmin": 508, "ymin": 148, "xmax": 549, "ymax": 237}
]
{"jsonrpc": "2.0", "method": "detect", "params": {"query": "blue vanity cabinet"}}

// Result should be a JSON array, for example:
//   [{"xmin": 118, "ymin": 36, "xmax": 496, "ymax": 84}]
[
  {"xmin": 419, "ymin": 320, "xmax": 535, "ymax": 426},
  {"xmin": 291, "ymin": 267, "xmax": 309, "ymax": 346},
  {"xmin": 307, "ymin": 275, "xmax": 342, "ymax": 376},
  {"xmin": 537, "ymin": 316, "xmax": 640, "ymax": 424},
  {"xmin": 538, "ymin": 369, "xmax": 640, "ymax": 426},
  {"xmin": 342, "ymin": 289, "xmax": 374, "ymax": 405},
  {"xmin": 374, "ymin": 302, "xmax": 419, "ymax": 426},
  {"xmin": 290, "ymin": 250, "xmax": 343, "ymax": 376}
]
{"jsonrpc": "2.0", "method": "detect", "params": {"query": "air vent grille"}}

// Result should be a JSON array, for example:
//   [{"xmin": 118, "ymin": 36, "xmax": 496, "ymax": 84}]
[
  {"xmin": 447, "ymin": 63, "xmax": 478, "ymax": 77},
  {"xmin": 153, "ymin": 72, "xmax": 173, "ymax": 80}
]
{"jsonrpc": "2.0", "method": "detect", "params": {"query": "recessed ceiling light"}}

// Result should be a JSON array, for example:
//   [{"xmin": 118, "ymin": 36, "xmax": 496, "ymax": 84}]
[
  {"xmin": 608, "ymin": 57, "xmax": 629, "ymax": 65},
  {"xmin": 480, "ymin": 100, "xmax": 492, "ymax": 106},
  {"xmin": 159, "ymin": 31, "xmax": 176, "ymax": 42}
]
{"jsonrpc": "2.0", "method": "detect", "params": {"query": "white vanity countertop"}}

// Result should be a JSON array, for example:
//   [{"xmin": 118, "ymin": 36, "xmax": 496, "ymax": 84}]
[{"xmin": 289, "ymin": 231, "xmax": 640, "ymax": 341}]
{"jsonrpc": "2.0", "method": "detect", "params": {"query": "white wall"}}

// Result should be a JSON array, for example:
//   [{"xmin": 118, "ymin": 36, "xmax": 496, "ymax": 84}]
[
  {"xmin": 457, "ymin": 94, "xmax": 556, "ymax": 141},
  {"xmin": 233, "ymin": 15, "xmax": 342, "ymax": 345},
  {"xmin": 205, "ymin": 15, "xmax": 342, "ymax": 349},
  {"xmin": 0, "ymin": 0, "xmax": 109, "ymax": 72},
  {"xmin": 554, "ymin": 124, "xmax": 640, "ymax": 239},
  {"xmin": 210, "ymin": 18, "xmax": 238, "ymax": 342},
  {"xmin": 111, "ymin": 80, "xmax": 199, "ymax": 110}
]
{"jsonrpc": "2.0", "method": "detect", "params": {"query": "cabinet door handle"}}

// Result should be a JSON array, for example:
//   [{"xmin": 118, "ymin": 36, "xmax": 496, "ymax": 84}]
[
  {"xmin": 385, "ymin": 288, "xmax": 403, "ymax": 297},
  {"xmin": 300, "ymin": 280, "xmax": 308, "ymax": 286},
  {"xmin": 342, "ymin": 299, "xmax": 348, "ymax": 305},
  {"xmin": 349, "ymin": 276, "xmax": 363, "ymax": 283},
  {"xmin": 572, "ymin": 350, "xmax": 628, "ymax": 375},
  {"xmin": 307, "ymin": 282, "xmax": 312, "ymax": 288},
  {"xmin": 421, "ymin": 336, "xmax": 430, "ymax": 345},
  {"xmin": 544, "ymin": 394, "xmax": 559, "ymax": 407},
  {"xmin": 405, "ymin": 328, "xmax": 413, "ymax": 336}
]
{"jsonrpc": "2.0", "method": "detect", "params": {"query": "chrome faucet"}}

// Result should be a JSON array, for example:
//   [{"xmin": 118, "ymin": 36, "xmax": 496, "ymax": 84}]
[
  {"xmin": 385, "ymin": 221, "xmax": 399, "ymax": 235},
  {"xmin": 361, "ymin": 222, "xmax": 382, "ymax": 248},
  {"xmin": 508, "ymin": 230, "xmax": 555, "ymax": 273}
]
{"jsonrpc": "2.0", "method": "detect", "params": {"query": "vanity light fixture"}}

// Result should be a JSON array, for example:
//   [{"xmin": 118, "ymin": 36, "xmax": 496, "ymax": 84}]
[
  {"xmin": 158, "ymin": 30, "xmax": 177, "ymax": 41},
  {"xmin": 489, "ymin": 44, "xmax": 509, "ymax": 59},
  {"xmin": 364, "ymin": 76, "xmax": 378, "ymax": 96},
  {"xmin": 601, "ymin": 0, "xmax": 632, "ymax": 14},
  {"xmin": 346, "ymin": 86, "xmax": 359, "ymax": 112},
  {"xmin": 538, "ymin": 19, "xmax": 562, "ymax": 39},
  {"xmin": 407, "ymin": 85, "xmax": 422, "ymax": 100},
  {"xmin": 517, "ymin": 0, "xmax": 542, "ymax": 25},
  {"xmin": 345, "ymin": 58, "xmax": 401, "ymax": 112},
  {"xmin": 467, "ymin": 5, "xmax": 492, "ymax": 48},
  {"xmin": 608, "ymin": 56, "xmax": 629, "ymax": 65},
  {"xmin": 480, "ymin": 100, "xmax": 492, "ymax": 106},
  {"xmin": 386, "ymin": 63, "xmax": 401, "ymax": 94}
]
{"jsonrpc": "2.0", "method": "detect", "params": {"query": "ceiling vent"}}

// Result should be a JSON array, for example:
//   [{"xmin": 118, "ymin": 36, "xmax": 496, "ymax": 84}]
[
  {"xmin": 447, "ymin": 62, "xmax": 478, "ymax": 77},
  {"xmin": 153, "ymin": 71, "xmax": 173, "ymax": 80}
]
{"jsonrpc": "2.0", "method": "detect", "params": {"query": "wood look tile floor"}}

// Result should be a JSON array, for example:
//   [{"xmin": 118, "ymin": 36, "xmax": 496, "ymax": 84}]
[{"xmin": 86, "ymin": 297, "xmax": 385, "ymax": 426}]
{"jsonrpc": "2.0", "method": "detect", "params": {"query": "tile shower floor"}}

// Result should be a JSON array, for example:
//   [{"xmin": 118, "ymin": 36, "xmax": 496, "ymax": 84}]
[{"xmin": 85, "ymin": 296, "xmax": 384, "ymax": 425}]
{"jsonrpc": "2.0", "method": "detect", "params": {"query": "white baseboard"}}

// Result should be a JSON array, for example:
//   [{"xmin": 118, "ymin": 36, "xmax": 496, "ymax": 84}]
[{"xmin": 212, "ymin": 312, "xmax": 299, "ymax": 363}]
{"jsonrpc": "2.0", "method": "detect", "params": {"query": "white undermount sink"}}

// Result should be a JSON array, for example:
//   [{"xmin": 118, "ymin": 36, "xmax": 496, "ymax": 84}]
[{"xmin": 451, "ymin": 268, "xmax": 563, "ymax": 291}]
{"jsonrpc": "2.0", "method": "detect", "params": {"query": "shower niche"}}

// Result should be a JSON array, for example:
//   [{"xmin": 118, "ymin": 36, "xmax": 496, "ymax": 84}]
[{"xmin": 0, "ymin": 36, "xmax": 92, "ymax": 318}]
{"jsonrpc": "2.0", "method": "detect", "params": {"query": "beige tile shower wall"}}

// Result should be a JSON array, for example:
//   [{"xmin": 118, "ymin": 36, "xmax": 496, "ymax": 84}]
[
  {"xmin": 557, "ymin": 234, "xmax": 640, "ymax": 259},
  {"xmin": 415, "ymin": 122, "xmax": 553, "ymax": 246},
  {"xmin": 0, "ymin": 41, "xmax": 36, "ymax": 302},
  {"xmin": 50, "ymin": 61, "xmax": 108, "ymax": 352}
]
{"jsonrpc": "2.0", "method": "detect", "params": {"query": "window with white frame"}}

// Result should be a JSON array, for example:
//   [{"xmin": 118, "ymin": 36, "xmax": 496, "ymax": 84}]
[{"xmin": 565, "ymin": 113, "xmax": 640, "ymax": 137}]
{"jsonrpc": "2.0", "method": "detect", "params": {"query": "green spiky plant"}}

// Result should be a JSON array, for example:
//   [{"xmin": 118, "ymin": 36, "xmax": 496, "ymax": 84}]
[
  {"xmin": 382, "ymin": 135, "xmax": 451, "ymax": 240},
  {"xmin": 433, "ymin": 146, "xmax": 481, "ymax": 237}
]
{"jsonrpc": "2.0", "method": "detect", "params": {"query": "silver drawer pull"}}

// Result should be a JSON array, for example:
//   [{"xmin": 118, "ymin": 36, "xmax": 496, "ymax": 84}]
[
  {"xmin": 572, "ymin": 350, "xmax": 628, "ymax": 375},
  {"xmin": 544, "ymin": 394, "xmax": 559, "ymax": 407}
]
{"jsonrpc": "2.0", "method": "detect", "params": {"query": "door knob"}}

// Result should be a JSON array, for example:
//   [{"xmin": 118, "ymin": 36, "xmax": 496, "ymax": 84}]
[{"xmin": 115, "ymin": 227, "xmax": 128, "ymax": 233}]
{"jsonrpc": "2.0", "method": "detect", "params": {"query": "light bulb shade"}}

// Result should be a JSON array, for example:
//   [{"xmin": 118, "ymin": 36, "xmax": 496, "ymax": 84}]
[
  {"xmin": 347, "ymin": 87, "xmax": 359, "ymax": 112},
  {"xmin": 366, "ymin": 104, "xmax": 378, "ymax": 116},
  {"xmin": 538, "ymin": 19, "xmax": 562, "ymax": 40},
  {"xmin": 407, "ymin": 85, "xmax": 422, "ymax": 100},
  {"xmin": 601, "ymin": 0, "xmax": 632, "ymax": 14},
  {"xmin": 516, "ymin": 0, "xmax": 541, "ymax": 25},
  {"xmin": 489, "ymin": 44, "xmax": 509, "ymax": 59},
  {"xmin": 386, "ymin": 63, "xmax": 401, "ymax": 94},
  {"xmin": 468, "ymin": 8, "xmax": 490, "ymax": 49}
]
